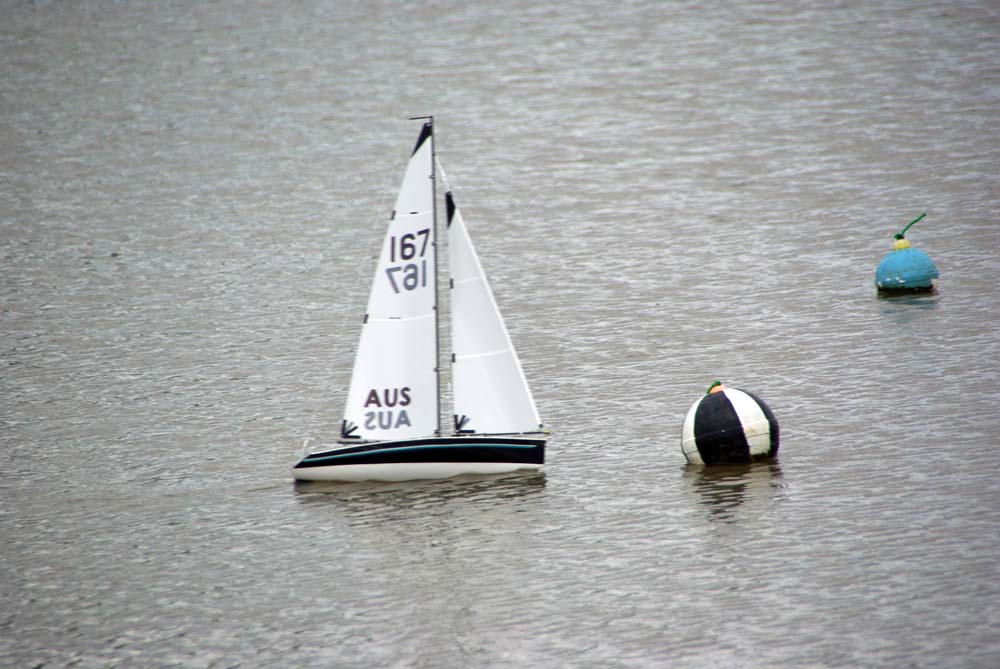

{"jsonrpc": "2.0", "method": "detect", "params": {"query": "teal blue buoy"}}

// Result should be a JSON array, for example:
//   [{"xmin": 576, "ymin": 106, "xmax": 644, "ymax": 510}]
[{"xmin": 875, "ymin": 213, "xmax": 939, "ymax": 293}]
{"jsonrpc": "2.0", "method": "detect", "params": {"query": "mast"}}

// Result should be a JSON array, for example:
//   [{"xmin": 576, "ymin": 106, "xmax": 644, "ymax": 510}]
[{"xmin": 410, "ymin": 115, "xmax": 442, "ymax": 436}]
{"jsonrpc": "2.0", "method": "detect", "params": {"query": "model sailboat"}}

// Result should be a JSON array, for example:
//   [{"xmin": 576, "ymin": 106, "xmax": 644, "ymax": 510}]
[{"xmin": 293, "ymin": 118, "xmax": 546, "ymax": 482}]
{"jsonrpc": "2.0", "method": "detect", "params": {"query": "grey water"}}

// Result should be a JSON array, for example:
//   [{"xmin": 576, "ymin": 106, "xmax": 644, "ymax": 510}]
[{"xmin": 2, "ymin": 0, "xmax": 999, "ymax": 666}]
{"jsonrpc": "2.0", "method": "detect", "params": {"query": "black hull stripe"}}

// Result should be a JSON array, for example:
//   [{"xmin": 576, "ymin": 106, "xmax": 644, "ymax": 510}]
[
  {"xmin": 306, "ymin": 437, "xmax": 544, "ymax": 459},
  {"xmin": 296, "ymin": 441, "xmax": 545, "ymax": 469}
]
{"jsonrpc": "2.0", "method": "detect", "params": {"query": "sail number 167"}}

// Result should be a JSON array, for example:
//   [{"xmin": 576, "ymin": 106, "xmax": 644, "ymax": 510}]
[{"xmin": 386, "ymin": 228, "xmax": 431, "ymax": 293}]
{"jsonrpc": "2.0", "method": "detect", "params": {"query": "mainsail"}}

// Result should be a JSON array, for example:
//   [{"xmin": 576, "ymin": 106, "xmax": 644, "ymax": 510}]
[
  {"xmin": 446, "ymin": 189, "xmax": 543, "ymax": 434},
  {"xmin": 342, "ymin": 123, "xmax": 438, "ymax": 440}
]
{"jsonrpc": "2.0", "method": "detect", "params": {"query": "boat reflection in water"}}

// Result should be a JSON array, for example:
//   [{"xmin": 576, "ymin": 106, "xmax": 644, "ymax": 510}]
[
  {"xmin": 293, "ymin": 471, "xmax": 547, "ymax": 520},
  {"xmin": 683, "ymin": 462, "xmax": 785, "ymax": 522}
]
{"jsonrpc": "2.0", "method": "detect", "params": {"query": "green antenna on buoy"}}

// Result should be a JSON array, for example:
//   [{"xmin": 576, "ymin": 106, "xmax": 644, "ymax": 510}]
[
  {"xmin": 894, "ymin": 212, "xmax": 926, "ymax": 240},
  {"xmin": 892, "ymin": 212, "xmax": 927, "ymax": 250}
]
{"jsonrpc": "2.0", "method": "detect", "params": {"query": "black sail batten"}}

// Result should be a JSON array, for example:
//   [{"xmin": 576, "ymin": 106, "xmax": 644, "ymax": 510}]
[
  {"xmin": 445, "ymin": 191, "xmax": 456, "ymax": 228},
  {"xmin": 412, "ymin": 121, "xmax": 433, "ymax": 156},
  {"xmin": 340, "ymin": 420, "xmax": 360, "ymax": 439},
  {"xmin": 454, "ymin": 414, "xmax": 473, "ymax": 434}
]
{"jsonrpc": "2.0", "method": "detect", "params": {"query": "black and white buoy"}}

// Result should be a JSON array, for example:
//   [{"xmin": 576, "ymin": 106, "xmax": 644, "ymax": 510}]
[{"xmin": 681, "ymin": 382, "xmax": 779, "ymax": 465}]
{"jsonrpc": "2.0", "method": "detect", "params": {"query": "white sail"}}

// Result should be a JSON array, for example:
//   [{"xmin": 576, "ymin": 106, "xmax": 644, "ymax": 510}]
[
  {"xmin": 343, "ymin": 123, "xmax": 438, "ymax": 440},
  {"xmin": 446, "ymin": 189, "xmax": 542, "ymax": 434}
]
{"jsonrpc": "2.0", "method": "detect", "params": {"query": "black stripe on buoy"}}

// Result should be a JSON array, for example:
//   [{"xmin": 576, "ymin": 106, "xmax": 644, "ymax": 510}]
[
  {"xmin": 694, "ymin": 392, "xmax": 750, "ymax": 464},
  {"xmin": 741, "ymin": 389, "xmax": 780, "ymax": 457}
]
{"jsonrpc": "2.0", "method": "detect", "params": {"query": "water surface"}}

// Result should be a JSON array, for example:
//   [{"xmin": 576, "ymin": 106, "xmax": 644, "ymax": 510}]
[{"xmin": 2, "ymin": 1, "xmax": 999, "ymax": 666}]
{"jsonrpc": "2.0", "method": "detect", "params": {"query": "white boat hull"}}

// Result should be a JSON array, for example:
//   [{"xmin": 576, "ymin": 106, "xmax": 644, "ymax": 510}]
[
  {"xmin": 292, "ymin": 435, "xmax": 545, "ymax": 483},
  {"xmin": 293, "ymin": 460, "xmax": 543, "ymax": 483}
]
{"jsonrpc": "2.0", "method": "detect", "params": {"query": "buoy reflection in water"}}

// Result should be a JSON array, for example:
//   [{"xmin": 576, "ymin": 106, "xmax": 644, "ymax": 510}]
[{"xmin": 684, "ymin": 462, "xmax": 785, "ymax": 523}]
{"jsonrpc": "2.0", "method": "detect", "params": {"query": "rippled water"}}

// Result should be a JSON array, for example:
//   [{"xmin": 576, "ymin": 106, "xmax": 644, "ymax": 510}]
[{"xmin": 3, "ymin": 1, "xmax": 999, "ymax": 666}]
